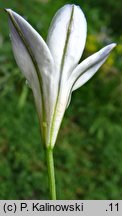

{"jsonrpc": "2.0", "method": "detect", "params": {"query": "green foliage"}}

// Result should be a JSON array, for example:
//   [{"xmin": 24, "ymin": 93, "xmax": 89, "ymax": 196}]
[{"xmin": 0, "ymin": 0, "xmax": 122, "ymax": 199}]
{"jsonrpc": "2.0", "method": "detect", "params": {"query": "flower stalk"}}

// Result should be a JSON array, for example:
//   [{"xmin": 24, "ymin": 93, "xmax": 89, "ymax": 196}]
[{"xmin": 45, "ymin": 147, "xmax": 56, "ymax": 200}]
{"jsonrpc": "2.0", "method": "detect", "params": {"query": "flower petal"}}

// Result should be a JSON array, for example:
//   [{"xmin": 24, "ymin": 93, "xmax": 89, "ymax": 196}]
[
  {"xmin": 69, "ymin": 43, "xmax": 116, "ymax": 91},
  {"xmin": 6, "ymin": 9, "xmax": 58, "ymax": 145},
  {"xmin": 6, "ymin": 10, "xmax": 43, "ymax": 117},
  {"xmin": 47, "ymin": 4, "xmax": 87, "ymax": 81}
]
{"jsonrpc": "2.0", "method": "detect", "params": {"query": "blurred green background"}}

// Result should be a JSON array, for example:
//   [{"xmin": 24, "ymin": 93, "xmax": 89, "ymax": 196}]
[{"xmin": 0, "ymin": 0, "xmax": 122, "ymax": 199}]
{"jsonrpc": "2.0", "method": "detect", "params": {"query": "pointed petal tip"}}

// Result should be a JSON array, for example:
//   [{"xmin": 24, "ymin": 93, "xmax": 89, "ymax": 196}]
[
  {"xmin": 64, "ymin": 3, "xmax": 82, "ymax": 8},
  {"xmin": 62, "ymin": 4, "xmax": 86, "ymax": 15},
  {"xmin": 4, "ymin": 9, "xmax": 15, "ymax": 18},
  {"xmin": 100, "ymin": 43, "xmax": 117, "ymax": 58},
  {"xmin": 106, "ymin": 43, "xmax": 117, "ymax": 51},
  {"xmin": 5, "ymin": 9, "xmax": 18, "ymax": 17},
  {"xmin": 4, "ymin": 8, "xmax": 12, "ymax": 13},
  {"xmin": 112, "ymin": 42, "xmax": 117, "ymax": 47},
  {"xmin": 109, "ymin": 43, "xmax": 117, "ymax": 48},
  {"xmin": 66, "ymin": 3, "xmax": 86, "ymax": 13}
]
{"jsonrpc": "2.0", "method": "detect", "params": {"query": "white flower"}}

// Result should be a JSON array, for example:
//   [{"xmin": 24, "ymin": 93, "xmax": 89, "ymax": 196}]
[{"xmin": 6, "ymin": 4, "xmax": 116, "ymax": 148}]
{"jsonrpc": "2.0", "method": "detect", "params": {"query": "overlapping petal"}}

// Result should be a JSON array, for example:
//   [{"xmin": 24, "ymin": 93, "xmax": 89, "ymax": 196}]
[{"xmin": 47, "ymin": 4, "xmax": 87, "ymax": 81}]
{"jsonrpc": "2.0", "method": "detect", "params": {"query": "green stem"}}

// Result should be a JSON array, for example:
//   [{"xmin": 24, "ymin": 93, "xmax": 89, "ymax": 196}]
[{"xmin": 45, "ymin": 147, "xmax": 56, "ymax": 200}]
